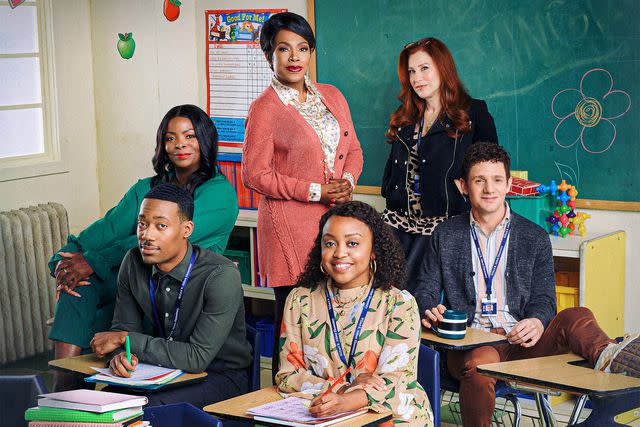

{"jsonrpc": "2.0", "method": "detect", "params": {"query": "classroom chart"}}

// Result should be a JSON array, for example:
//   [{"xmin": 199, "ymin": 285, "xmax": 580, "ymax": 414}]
[{"xmin": 206, "ymin": 9, "xmax": 286, "ymax": 148}]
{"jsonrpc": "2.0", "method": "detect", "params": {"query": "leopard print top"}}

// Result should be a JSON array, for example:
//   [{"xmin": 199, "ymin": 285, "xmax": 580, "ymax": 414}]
[{"xmin": 382, "ymin": 132, "xmax": 447, "ymax": 235}]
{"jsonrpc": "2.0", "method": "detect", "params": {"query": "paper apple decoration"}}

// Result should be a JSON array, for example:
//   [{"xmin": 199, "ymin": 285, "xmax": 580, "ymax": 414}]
[
  {"xmin": 8, "ymin": 0, "xmax": 26, "ymax": 8},
  {"xmin": 117, "ymin": 33, "xmax": 136, "ymax": 60},
  {"xmin": 163, "ymin": 0, "xmax": 181, "ymax": 22}
]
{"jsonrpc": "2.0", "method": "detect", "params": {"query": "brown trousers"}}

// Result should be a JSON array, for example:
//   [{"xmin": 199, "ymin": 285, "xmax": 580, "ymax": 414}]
[{"xmin": 447, "ymin": 307, "xmax": 613, "ymax": 427}]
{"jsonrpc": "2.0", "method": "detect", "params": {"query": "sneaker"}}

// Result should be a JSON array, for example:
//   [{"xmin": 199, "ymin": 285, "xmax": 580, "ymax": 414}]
[{"xmin": 595, "ymin": 333, "xmax": 640, "ymax": 377}]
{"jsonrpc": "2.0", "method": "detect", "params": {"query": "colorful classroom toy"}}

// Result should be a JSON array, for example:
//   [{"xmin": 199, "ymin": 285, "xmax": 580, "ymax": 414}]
[{"xmin": 539, "ymin": 180, "xmax": 590, "ymax": 238}]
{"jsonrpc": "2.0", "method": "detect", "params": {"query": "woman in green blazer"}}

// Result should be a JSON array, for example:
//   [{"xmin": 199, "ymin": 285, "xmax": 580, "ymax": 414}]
[{"xmin": 49, "ymin": 105, "xmax": 238, "ymax": 388}]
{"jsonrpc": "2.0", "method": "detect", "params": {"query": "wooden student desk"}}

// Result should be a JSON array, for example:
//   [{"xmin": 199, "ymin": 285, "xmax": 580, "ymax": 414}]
[
  {"xmin": 203, "ymin": 386, "xmax": 392, "ymax": 426},
  {"xmin": 49, "ymin": 353, "xmax": 207, "ymax": 391},
  {"xmin": 421, "ymin": 327, "xmax": 508, "ymax": 350},
  {"xmin": 477, "ymin": 353, "xmax": 640, "ymax": 426}
]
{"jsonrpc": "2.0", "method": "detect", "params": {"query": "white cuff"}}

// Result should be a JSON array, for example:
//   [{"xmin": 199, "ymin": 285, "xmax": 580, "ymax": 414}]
[
  {"xmin": 342, "ymin": 172, "xmax": 355, "ymax": 189},
  {"xmin": 309, "ymin": 183, "xmax": 322, "ymax": 202}
]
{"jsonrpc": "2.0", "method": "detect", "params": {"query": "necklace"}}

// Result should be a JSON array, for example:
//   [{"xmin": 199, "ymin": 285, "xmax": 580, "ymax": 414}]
[{"xmin": 328, "ymin": 280, "xmax": 371, "ymax": 306}]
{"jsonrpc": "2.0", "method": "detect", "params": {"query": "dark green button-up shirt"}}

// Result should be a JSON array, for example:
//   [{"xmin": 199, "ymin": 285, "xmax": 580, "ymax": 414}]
[{"xmin": 111, "ymin": 242, "xmax": 252, "ymax": 372}]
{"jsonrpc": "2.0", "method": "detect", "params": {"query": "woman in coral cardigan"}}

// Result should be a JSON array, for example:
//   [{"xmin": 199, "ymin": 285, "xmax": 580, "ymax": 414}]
[{"xmin": 242, "ymin": 12, "xmax": 363, "ymax": 380}]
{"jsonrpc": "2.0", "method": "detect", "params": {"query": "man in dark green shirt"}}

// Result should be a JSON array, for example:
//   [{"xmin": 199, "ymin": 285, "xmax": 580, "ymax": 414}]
[{"xmin": 91, "ymin": 183, "xmax": 252, "ymax": 406}]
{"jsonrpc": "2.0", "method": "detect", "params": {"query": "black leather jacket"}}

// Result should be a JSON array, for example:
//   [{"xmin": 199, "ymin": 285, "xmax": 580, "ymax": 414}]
[{"xmin": 381, "ymin": 99, "xmax": 498, "ymax": 217}]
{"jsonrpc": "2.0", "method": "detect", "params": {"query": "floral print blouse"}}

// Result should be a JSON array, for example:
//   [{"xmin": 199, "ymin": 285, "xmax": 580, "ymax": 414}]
[{"xmin": 275, "ymin": 281, "xmax": 434, "ymax": 426}]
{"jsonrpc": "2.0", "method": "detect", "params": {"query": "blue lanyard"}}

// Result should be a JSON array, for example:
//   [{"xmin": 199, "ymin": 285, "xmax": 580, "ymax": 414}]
[
  {"xmin": 148, "ymin": 251, "xmax": 196, "ymax": 340},
  {"xmin": 470, "ymin": 221, "xmax": 511, "ymax": 298},
  {"xmin": 325, "ymin": 283, "xmax": 375, "ymax": 382},
  {"xmin": 416, "ymin": 117, "xmax": 425, "ymax": 150}
]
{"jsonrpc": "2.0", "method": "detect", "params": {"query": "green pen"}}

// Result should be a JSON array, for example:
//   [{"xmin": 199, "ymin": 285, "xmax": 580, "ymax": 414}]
[{"xmin": 125, "ymin": 335, "xmax": 132, "ymax": 372}]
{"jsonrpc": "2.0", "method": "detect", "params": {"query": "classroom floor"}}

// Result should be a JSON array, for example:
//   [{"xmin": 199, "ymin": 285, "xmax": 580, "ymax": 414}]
[{"xmin": 439, "ymin": 394, "xmax": 640, "ymax": 426}]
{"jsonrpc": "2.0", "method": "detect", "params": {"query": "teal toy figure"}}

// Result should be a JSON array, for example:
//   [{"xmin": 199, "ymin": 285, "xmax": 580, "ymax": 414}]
[
  {"xmin": 536, "ymin": 180, "xmax": 558, "ymax": 196},
  {"xmin": 538, "ymin": 179, "xmax": 589, "ymax": 238}
]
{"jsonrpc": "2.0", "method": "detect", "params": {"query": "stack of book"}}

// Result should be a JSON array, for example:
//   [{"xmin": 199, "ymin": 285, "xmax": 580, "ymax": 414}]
[{"xmin": 25, "ymin": 390, "xmax": 149, "ymax": 427}]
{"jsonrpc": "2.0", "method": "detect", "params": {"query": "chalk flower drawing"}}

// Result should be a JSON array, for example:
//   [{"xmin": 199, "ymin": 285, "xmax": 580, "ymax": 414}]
[{"xmin": 551, "ymin": 68, "xmax": 630, "ymax": 154}]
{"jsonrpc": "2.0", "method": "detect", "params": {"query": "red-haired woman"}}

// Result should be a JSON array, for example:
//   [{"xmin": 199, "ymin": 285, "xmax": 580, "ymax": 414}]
[{"xmin": 381, "ymin": 38, "xmax": 498, "ymax": 291}]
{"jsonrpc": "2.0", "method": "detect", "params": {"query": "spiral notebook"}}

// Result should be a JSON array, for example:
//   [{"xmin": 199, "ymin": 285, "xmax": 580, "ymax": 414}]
[
  {"xmin": 27, "ymin": 415, "xmax": 145, "ymax": 426},
  {"xmin": 247, "ymin": 397, "xmax": 367, "ymax": 426},
  {"xmin": 24, "ymin": 406, "xmax": 143, "ymax": 423}
]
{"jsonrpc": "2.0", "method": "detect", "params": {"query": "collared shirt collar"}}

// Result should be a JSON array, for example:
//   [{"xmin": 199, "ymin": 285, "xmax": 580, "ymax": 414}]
[
  {"xmin": 271, "ymin": 75, "xmax": 323, "ymax": 106},
  {"xmin": 152, "ymin": 241, "xmax": 193, "ymax": 282},
  {"xmin": 470, "ymin": 203, "xmax": 511, "ymax": 237}
]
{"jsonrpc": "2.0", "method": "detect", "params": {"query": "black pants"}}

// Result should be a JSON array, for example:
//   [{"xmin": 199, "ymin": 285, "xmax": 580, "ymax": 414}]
[
  {"xmin": 272, "ymin": 285, "xmax": 294, "ymax": 384},
  {"xmin": 106, "ymin": 363, "xmax": 248, "ymax": 408},
  {"xmin": 393, "ymin": 228, "xmax": 431, "ymax": 295}
]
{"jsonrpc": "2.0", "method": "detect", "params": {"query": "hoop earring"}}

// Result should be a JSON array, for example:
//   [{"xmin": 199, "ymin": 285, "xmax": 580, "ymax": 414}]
[
  {"xmin": 320, "ymin": 263, "xmax": 327, "ymax": 275},
  {"xmin": 370, "ymin": 259, "xmax": 377, "ymax": 275}
]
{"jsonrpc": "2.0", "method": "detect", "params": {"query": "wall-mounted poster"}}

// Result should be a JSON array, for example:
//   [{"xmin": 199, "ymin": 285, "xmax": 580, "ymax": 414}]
[{"xmin": 206, "ymin": 9, "xmax": 286, "ymax": 148}]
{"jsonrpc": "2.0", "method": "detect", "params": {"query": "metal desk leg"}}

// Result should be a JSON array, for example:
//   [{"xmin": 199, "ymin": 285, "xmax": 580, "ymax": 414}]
[
  {"xmin": 572, "ymin": 390, "xmax": 640, "ymax": 427},
  {"xmin": 568, "ymin": 395, "xmax": 588, "ymax": 425},
  {"xmin": 535, "ymin": 394, "xmax": 557, "ymax": 427}
]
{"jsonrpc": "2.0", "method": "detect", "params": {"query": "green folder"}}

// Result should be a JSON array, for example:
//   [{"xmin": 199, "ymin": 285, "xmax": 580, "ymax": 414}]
[{"xmin": 24, "ymin": 406, "xmax": 143, "ymax": 423}]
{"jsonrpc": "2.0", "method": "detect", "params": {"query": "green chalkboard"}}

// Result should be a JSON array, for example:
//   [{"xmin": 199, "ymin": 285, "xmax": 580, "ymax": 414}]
[{"xmin": 314, "ymin": 0, "xmax": 639, "ymax": 202}]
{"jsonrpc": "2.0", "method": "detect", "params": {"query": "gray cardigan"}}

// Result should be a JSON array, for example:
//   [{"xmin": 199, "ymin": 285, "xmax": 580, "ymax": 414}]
[{"xmin": 413, "ymin": 211, "xmax": 557, "ymax": 328}]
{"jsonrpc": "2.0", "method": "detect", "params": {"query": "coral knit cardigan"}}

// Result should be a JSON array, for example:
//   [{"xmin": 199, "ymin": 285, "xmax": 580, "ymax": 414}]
[{"xmin": 242, "ymin": 83, "xmax": 364, "ymax": 287}]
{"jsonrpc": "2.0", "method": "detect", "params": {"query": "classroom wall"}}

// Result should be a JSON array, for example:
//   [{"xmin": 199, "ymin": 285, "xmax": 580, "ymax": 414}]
[
  {"xmin": 85, "ymin": 0, "xmax": 639, "ymax": 332},
  {"xmin": 89, "ymin": 0, "xmax": 200, "ymax": 212},
  {"xmin": 91, "ymin": 0, "xmax": 307, "ymax": 212},
  {"xmin": 0, "ymin": 0, "xmax": 100, "ymax": 234}
]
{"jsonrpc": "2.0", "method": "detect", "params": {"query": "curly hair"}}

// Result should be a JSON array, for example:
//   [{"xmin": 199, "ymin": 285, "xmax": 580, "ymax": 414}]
[
  {"xmin": 462, "ymin": 141, "xmax": 511, "ymax": 181},
  {"xmin": 295, "ymin": 201, "xmax": 407, "ymax": 291}
]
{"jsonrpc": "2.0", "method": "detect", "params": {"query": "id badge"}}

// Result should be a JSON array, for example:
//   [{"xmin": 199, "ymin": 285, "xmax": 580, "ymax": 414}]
[
  {"xmin": 413, "ymin": 174, "xmax": 421, "ymax": 196},
  {"xmin": 481, "ymin": 297, "xmax": 498, "ymax": 317}
]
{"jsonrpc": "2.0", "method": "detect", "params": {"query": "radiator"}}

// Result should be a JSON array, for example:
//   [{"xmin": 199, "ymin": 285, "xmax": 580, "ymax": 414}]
[{"xmin": 0, "ymin": 203, "xmax": 68, "ymax": 364}]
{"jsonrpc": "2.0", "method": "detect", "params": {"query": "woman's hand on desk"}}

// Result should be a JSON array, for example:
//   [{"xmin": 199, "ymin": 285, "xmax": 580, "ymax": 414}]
[
  {"xmin": 91, "ymin": 331, "xmax": 128, "ymax": 357},
  {"xmin": 320, "ymin": 179, "xmax": 353, "ymax": 206},
  {"xmin": 309, "ymin": 389, "xmax": 368, "ymax": 418},
  {"xmin": 109, "ymin": 352, "xmax": 139, "ymax": 378},
  {"xmin": 421, "ymin": 304, "xmax": 447, "ymax": 329},
  {"xmin": 55, "ymin": 252, "xmax": 94, "ymax": 297}
]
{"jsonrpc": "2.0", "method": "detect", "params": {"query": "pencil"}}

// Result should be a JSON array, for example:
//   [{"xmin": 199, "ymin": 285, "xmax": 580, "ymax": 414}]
[
  {"xmin": 125, "ymin": 335, "xmax": 132, "ymax": 373},
  {"xmin": 320, "ymin": 366, "xmax": 353, "ymax": 398}
]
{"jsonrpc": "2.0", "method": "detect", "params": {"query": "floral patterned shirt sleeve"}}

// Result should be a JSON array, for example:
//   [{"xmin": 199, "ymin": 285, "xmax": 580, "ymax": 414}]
[{"xmin": 275, "ymin": 284, "xmax": 433, "ymax": 427}]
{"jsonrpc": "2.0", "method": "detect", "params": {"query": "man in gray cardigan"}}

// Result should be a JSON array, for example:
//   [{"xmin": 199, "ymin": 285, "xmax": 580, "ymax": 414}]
[{"xmin": 413, "ymin": 142, "xmax": 639, "ymax": 427}]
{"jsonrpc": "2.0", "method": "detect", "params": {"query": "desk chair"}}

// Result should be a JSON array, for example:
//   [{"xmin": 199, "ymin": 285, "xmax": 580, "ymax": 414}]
[
  {"xmin": 246, "ymin": 325, "xmax": 261, "ymax": 391},
  {"xmin": 0, "ymin": 373, "xmax": 48, "ymax": 427},
  {"xmin": 417, "ymin": 344, "xmax": 441, "ymax": 426},
  {"xmin": 144, "ymin": 403, "xmax": 222, "ymax": 427}
]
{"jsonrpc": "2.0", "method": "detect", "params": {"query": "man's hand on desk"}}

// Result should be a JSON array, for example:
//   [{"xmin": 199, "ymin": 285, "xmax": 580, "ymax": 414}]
[
  {"xmin": 109, "ymin": 351, "xmax": 139, "ymax": 377},
  {"xmin": 421, "ymin": 304, "xmax": 447, "ymax": 329},
  {"xmin": 90, "ymin": 331, "xmax": 129, "ymax": 357},
  {"xmin": 507, "ymin": 318, "xmax": 544, "ymax": 347}
]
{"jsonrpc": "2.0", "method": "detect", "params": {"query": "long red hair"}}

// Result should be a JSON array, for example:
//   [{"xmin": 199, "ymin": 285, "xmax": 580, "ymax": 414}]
[{"xmin": 386, "ymin": 37, "xmax": 471, "ymax": 142}]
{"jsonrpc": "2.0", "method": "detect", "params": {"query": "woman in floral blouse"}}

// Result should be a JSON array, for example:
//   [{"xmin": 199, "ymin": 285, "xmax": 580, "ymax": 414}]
[{"xmin": 276, "ymin": 201, "xmax": 433, "ymax": 426}]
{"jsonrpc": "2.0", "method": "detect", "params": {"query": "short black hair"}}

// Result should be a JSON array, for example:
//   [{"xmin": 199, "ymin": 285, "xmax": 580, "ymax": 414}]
[
  {"xmin": 296, "ymin": 201, "xmax": 407, "ymax": 291},
  {"xmin": 260, "ymin": 12, "xmax": 315, "ymax": 68},
  {"xmin": 143, "ymin": 183, "xmax": 194, "ymax": 221},
  {"xmin": 462, "ymin": 142, "xmax": 511, "ymax": 180}
]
